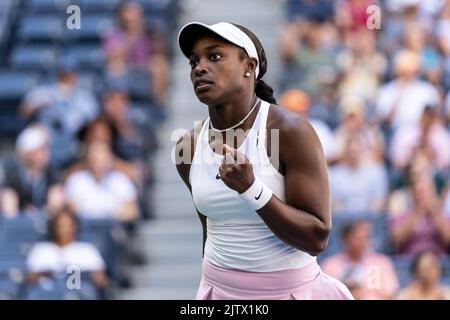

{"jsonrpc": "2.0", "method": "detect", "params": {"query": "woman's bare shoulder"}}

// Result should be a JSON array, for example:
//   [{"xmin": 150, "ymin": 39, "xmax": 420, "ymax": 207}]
[{"xmin": 175, "ymin": 120, "xmax": 205, "ymax": 188}]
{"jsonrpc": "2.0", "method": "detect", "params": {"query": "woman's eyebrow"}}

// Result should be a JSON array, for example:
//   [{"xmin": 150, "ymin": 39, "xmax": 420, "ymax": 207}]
[
  {"xmin": 204, "ymin": 44, "xmax": 226, "ymax": 51},
  {"xmin": 191, "ymin": 44, "xmax": 226, "ymax": 56}
]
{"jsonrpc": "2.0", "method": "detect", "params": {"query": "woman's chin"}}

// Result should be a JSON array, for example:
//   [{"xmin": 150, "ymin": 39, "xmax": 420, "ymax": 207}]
[{"xmin": 196, "ymin": 92, "xmax": 216, "ymax": 105}]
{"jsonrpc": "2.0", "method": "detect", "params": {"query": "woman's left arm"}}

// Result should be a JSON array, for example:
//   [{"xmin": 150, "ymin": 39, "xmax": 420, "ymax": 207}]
[{"xmin": 220, "ymin": 115, "xmax": 331, "ymax": 256}]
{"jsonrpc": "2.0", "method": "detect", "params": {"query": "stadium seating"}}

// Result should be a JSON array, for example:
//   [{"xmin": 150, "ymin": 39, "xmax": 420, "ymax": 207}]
[
  {"xmin": 24, "ymin": 273, "xmax": 100, "ymax": 300},
  {"xmin": 78, "ymin": 218, "xmax": 127, "ymax": 281},
  {"xmin": 10, "ymin": 45, "xmax": 59, "ymax": 72},
  {"xmin": 0, "ymin": 71, "xmax": 40, "ymax": 102},
  {"xmin": 318, "ymin": 213, "xmax": 393, "ymax": 262},
  {"xmin": 63, "ymin": 44, "xmax": 105, "ymax": 71},
  {"xmin": 18, "ymin": 15, "xmax": 65, "ymax": 44}
]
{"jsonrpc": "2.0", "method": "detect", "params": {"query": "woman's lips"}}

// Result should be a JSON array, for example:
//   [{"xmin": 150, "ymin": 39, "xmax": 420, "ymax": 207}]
[{"xmin": 194, "ymin": 80, "xmax": 214, "ymax": 92}]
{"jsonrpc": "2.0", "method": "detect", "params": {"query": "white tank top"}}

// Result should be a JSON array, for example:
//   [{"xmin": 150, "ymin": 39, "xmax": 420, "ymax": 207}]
[{"xmin": 189, "ymin": 100, "xmax": 315, "ymax": 272}]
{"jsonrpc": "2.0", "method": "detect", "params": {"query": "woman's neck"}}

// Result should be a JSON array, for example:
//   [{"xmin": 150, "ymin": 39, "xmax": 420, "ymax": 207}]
[{"xmin": 208, "ymin": 94, "xmax": 258, "ymax": 132}]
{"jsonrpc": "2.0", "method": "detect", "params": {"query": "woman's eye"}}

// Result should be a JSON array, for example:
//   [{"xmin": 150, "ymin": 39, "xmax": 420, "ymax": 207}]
[
  {"xmin": 210, "ymin": 54, "xmax": 221, "ymax": 61},
  {"xmin": 189, "ymin": 59, "xmax": 198, "ymax": 68}
]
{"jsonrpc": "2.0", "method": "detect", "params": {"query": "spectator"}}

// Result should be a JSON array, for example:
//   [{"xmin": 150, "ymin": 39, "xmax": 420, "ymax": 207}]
[
  {"xmin": 335, "ymin": 0, "xmax": 379, "ymax": 31},
  {"xmin": 64, "ymin": 142, "xmax": 139, "ymax": 222},
  {"xmin": 103, "ymin": 1, "xmax": 169, "ymax": 105},
  {"xmin": 335, "ymin": 28, "xmax": 387, "ymax": 105},
  {"xmin": 402, "ymin": 24, "xmax": 443, "ymax": 91},
  {"xmin": 102, "ymin": 85, "xmax": 157, "ymax": 163},
  {"xmin": 279, "ymin": 20, "xmax": 338, "ymax": 99},
  {"xmin": 334, "ymin": 96, "xmax": 385, "ymax": 164},
  {"xmin": 389, "ymin": 168, "xmax": 450, "ymax": 256},
  {"xmin": 388, "ymin": 147, "xmax": 448, "ymax": 217},
  {"xmin": 375, "ymin": 49, "xmax": 440, "ymax": 131},
  {"xmin": 26, "ymin": 205, "xmax": 108, "ymax": 291},
  {"xmin": 389, "ymin": 105, "xmax": 450, "ymax": 171},
  {"xmin": 321, "ymin": 220, "xmax": 399, "ymax": 299},
  {"xmin": 436, "ymin": 0, "xmax": 450, "ymax": 88},
  {"xmin": 381, "ymin": 1, "xmax": 434, "ymax": 56},
  {"xmin": 445, "ymin": 90, "xmax": 450, "ymax": 126},
  {"xmin": 443, "ymin": 182, "xmax": 450, "ymax": 217},
  {"xmin": 0, "ymin": 125, "xmax": 62, "ymax": 217},
  {"xmin": 19, "ymin": 58, "xmax": 99, "ymax": 169},
  {"xmin": 74, "ymin": 118, "xmax": 141, "ymax": 188},
  {"xmin": 397, "ymin": 251, "xmax": 450, "ymax": 299},
  {"xmin": 280, "ymin": 89, "xmax": 338, "ymax": 163},
  {"xmin": 329, "ymin": 134, "xmax": 388, "ymax": 214}
]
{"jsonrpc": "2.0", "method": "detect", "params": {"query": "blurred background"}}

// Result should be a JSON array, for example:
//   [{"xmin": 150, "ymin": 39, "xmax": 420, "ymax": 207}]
[{"xmin": 0, "ymin": 0, "xmax": 450, "ymax": 300}]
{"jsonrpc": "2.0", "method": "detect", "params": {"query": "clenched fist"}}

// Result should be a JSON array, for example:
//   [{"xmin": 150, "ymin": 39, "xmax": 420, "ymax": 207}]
[{"xmin": 218, "ymin": 144, "xmax": 255, "ymax": 194}]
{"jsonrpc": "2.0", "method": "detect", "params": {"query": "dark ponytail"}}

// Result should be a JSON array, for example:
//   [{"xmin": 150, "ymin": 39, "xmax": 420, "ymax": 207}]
[
  {"xmin": 255, "ymin": 79, "xmax": 277, "ymax": 104},
  {"xmin": 232, "ymin": 23, "xmax": 278, "ymax": 105}
]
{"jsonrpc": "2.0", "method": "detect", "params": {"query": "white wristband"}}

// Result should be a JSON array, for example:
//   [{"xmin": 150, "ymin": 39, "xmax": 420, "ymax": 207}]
[{"xmin": 239, "ymin": 176, "xmax": 273, "ymax": 211}]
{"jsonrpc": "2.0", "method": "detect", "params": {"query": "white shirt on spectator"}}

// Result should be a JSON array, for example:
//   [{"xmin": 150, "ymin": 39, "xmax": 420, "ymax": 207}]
[
  {"xmin": 330, "ymin": 162, "xmax": 388, "ymax": 214},
  {"xmin": 64, "ymin": 170, "xmax": 137, "ymax": 219},
  {"xmin": 27, "ymin": 241, "xmax": 105, "ymax": 273},
  {"xmin": 375, "ymin": 79, "xmax": 440, "ymax": 129},
  {"xmin": 309, "ymin": 118, "xmax": 338, "ymax": 161}
]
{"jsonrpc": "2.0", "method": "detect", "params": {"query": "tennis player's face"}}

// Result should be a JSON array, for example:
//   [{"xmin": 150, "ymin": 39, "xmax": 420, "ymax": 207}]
[{"xmin": 189, "ymin": 36, "xmax": 247, "ymax": 105}]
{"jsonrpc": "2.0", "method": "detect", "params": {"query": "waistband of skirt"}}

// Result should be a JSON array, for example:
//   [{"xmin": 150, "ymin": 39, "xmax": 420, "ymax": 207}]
[{"xmin": 202, "ymin": 258, "xmax": 321, "ymax": 294}]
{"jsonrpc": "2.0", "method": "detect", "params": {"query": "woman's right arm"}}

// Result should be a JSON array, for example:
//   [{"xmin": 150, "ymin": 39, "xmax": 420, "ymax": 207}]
[{"xmin": 175, "ymin": 125, "xmax": 207, "ymax": 256}]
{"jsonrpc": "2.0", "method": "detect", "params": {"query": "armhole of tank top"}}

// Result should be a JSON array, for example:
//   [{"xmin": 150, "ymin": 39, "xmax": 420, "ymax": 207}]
[
  {"xmin": 259, "ymin": 101, "xmax": 285, "ymax": 178},
  {"xmin": 188, "ymin": 119, "xmax": 208, "ymax": 186}
]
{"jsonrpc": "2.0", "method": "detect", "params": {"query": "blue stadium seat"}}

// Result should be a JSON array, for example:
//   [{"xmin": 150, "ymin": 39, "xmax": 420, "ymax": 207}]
[
  {"xmin": 25, "ymin": 0, "xmax": 72, "ymax": 13},
  {"xmin": 0, "ymin": 0, "xmax": 14, "ymax": 52},
  {"xmin": 392, "ymin": 256, "xmax": 413, "ymax": 288},
  {"xmin": 24, "ymin": 274, "xmax": 100, "ymax": 300},
  {"xmin": 0, "ymin": 215, "xmax": 47, "ymax": 256},
  {"xmin": 77, "ymin": 0, "xmax": 120, "ymax": 11},
  {"xmin": 319, "ymin": 213, "xmax": 391, "ymax": 261},
  {"xmin": 18, "ymin": 15, "xmax": 65, "ymax": 43},
  {"xmin": 78, "ymin": 218, "xmax": 125, "ymax": 281},
  {"xmin": 139, "ymin": 0, "xmax": 174, "ymax": 12},
  {"xmin": 63, "ymin": 45, "xmax": 105, "ymax": 70},
  {"xmin": 10, "ymin": 45, "xmax": 59, "ymax": 71},
  {"xmin": 65, "ymin": 14, "xmax": 114, "ymax": 42},
  {"xmin": 0, "ymin": 254, "xmax": 27, "ymax": 299},
  {"xmin": 26, "ymin": 0, "xmax": 119, "ymax": 13},
  {"xmin": 0, "ymin": 71, "xmax": 40, "ymax": 101}
]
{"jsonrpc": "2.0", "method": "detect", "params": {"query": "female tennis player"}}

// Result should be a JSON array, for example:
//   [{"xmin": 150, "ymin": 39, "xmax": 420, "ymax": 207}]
[{"xmin": 175, "ymin": 21, "xmax": 353, "ymax": 300}]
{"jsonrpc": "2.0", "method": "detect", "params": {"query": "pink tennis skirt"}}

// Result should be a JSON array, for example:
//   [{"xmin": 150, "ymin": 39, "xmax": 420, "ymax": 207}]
[{"xmin": 196, "ymin": 259, "xmax": 354, "ymax": 300}]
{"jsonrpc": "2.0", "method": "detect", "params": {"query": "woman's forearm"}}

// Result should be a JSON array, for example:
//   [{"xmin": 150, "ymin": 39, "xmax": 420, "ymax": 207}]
[{"xmin": 257, "ymin": 195, "xmax": 330, "ymax": 256}]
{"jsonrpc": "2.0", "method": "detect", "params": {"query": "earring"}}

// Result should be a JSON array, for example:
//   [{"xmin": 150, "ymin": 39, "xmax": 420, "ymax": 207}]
[{"xmin": 245, "ymin": 72, "xmax": 251, "ymax": 77}]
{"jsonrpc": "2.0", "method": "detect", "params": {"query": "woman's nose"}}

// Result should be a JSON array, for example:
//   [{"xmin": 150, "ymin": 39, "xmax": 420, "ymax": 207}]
[{"xmin": 193, "ymin": 59, "xmax": 207, "ymax": 76}]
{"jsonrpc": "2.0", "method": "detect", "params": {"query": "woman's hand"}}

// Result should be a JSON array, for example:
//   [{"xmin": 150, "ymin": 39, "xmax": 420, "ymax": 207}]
[{"xmin": 218, "ymin": 144, "xmax": 255, "ymax": 194}]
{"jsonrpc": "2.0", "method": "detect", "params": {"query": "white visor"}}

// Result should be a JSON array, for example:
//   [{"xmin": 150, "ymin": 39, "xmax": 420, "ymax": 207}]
[{"xmin": 178, "ymin": 21, "xmax": 260, "ymax": 78}]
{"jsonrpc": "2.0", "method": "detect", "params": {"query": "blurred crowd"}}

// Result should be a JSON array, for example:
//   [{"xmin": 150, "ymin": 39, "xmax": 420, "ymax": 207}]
[
  {"xmin": 0, "ymin": 0, "xmax": 174, "ymax": 299},
  {"xmin": 279, "ymin": 0, "xmax": 450, "ymax": 299},
  {"xmin": 1, "ymin": 0, "xmax": 450, "ymax": 300}
]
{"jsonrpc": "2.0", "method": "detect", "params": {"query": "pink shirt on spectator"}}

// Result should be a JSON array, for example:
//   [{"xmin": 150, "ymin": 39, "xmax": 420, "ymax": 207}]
[
  {"xmin": 103, "ymin": 28, "xmax": 155, "ymax": 67},
  {"xmin": 389, "ymin": 212, "xmax": 450, "ymax": 256},
  {"xmin": 390, "ymin": 124, "xmax": 450, "ymax": 170},
  {"xmin": 321, "ymin": 252, "xmax": 399, "ymax": 300}
]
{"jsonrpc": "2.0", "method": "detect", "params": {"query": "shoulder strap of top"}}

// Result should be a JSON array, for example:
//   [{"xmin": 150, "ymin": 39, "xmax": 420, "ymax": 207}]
[
  {"xmin": 189, "ymin": 118, "xmax": 209, "ymax": 185},
  {"xmin": 256, "ymin": 100, "xmax": 271, "ymax": 147}
]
